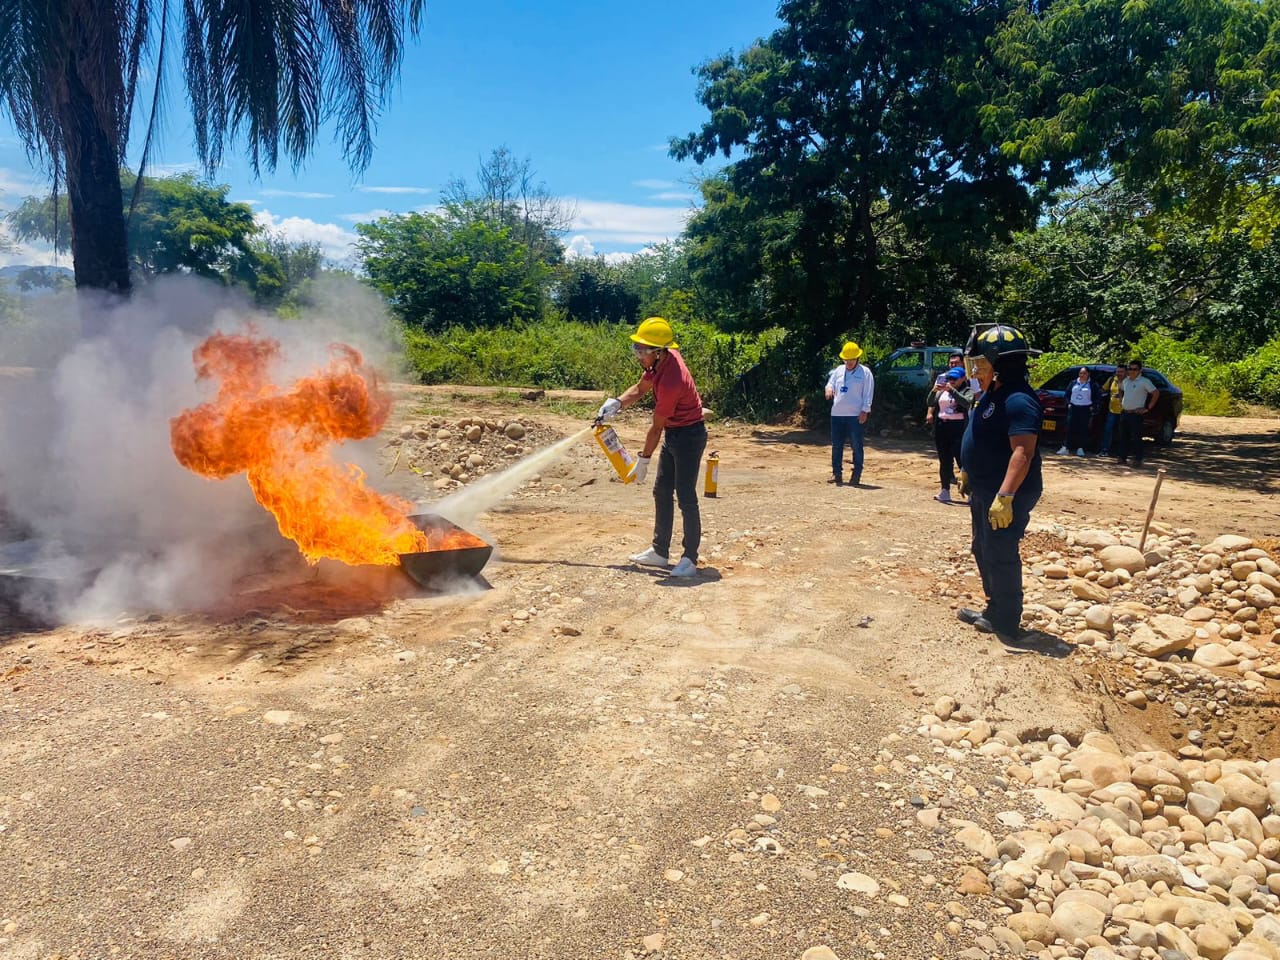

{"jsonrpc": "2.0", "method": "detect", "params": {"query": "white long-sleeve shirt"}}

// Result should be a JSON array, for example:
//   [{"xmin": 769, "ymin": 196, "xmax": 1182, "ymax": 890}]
[{"xmin": 826, "ymin": 363, "xmax": 874, "ymax": 416}]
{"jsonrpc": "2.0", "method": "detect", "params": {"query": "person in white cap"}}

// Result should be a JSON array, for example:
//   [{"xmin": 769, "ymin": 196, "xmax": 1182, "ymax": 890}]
[{"xmin": 824, "ymin": 341, "xmax": 874, "ymax": 486}]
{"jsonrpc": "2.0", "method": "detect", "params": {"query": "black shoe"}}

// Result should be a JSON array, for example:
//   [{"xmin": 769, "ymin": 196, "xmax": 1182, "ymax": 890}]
[
  {"xmin": 827, "ymin": 476, "xmax": 842, "ymax": 485},
  {"xmin": 957, "ymin": 608, "xmax": 987, "ymax": 626},
  {"xmin": 852, "ymin": 475, "xmax": 862, "ymax": 487}
]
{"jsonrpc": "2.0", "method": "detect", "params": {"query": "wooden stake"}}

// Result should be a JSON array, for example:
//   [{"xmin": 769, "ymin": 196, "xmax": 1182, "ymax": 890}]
[{"xmin": 1138, "ymin": 468, "xmax": 1168, "ymax": 552}]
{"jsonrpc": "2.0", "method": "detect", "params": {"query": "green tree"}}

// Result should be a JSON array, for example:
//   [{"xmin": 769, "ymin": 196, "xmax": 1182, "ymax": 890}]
[
  {"xmin": 982, "ymin": 0, "xmax": 1280, "ymax": 242},
  {"xmin": 7, "ymin": 172, "xmax": 287, "ymax": 298},
  {"xmin": 672, "ymin": 0, "xmax": 1035, "ymax": 346},
  {"xmin": 558, "ymin": 258, "xmax": 640, "ymax": 325},
  {"xmin": 0, "ymin": 0, "xmax": 423, "ymax": 295},
  {"xmin": 356, "ymin": 209, "xmax": 552, "ymax": 330}
]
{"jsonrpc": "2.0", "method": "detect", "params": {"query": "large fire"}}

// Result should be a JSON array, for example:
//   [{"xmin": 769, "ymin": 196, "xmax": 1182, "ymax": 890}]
[{"xmin": 171, "ymin": 330, "xmax": 475, "ymax": 567}]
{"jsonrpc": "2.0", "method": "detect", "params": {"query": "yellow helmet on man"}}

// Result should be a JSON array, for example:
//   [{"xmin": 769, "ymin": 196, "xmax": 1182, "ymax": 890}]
[
  {"xmin": 631, "ymin": 317, "xmax": 679, "ymax": 350},
  {"xmin": 839, "ymin": 341, "xmax": 863, "ymax": 361}
]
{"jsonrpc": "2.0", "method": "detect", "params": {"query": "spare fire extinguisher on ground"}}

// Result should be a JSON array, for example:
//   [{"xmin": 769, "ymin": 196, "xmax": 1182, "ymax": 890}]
[{"xmin": 704, "ymin": 451, "xmax": 720, "ymax": 498}]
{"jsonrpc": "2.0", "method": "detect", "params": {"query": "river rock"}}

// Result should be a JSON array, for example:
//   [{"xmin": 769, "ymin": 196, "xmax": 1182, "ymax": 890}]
[
  {"xmin": 1076, "ymin": 529, "xmax": 1120, "ymax": 548},
  {"xmin": 1072, "ymin": 579, "xmax": 1109, "ymax": 602},
  {"xmin": 1099, "ymin": 545, "xmax": 1147, "ymax": 573},
  {"xmin": 1129, "ymin": 623, "xmax": 1186, "ymax": 658},
  {"xmin": 1193, "ymin": 643, "xmax": 1239, "ymax": 668},
  {"xmin": 1206, "ymin": 534, "xmax": 1253, "ymax": 554},
  {"xmin": 1007, "ymin": 911, "xmax": 1053, "ymax": 946},
  {"xmin": 1218, "ymin": 773, "xmax": 1269, "ymax": 816},
  {"xmin": 1084, "ymin": 605, "xmax": 1114, "ymax": 634},
  {"xmin": 1051, "ymin": 901, "xmax": 1106, "ymax": 942},
  {"xmin": 504, "ymin": 422, "xmax": 527, "ymax": 440},
  {"xmin": 1072, "ymin": 750, "xmax": 1130, "ymax": 789}
]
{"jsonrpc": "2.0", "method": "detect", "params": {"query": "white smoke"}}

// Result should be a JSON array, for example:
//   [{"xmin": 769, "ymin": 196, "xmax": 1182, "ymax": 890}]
[{"xmin": 0, "ymin": 273, "xmax": 400, "ymax": 624}]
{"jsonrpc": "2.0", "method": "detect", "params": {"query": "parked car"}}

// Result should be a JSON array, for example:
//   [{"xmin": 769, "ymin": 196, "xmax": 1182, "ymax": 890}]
[
  {"xmin": 1036, "ymin": 364, "xmax": 1183, "ymax": 448},
  {"xmin": 878, "ymin": 345, "xmax": 964, "ymax": 389}
]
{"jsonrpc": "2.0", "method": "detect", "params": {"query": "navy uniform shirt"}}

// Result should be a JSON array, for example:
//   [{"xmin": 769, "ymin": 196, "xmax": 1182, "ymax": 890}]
[{"xmin": 960, "ymin": 379, "xmax": 1043, "ymax": 497}]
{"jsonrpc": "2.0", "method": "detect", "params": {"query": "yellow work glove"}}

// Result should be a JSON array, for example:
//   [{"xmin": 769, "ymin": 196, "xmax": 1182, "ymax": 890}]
[
  {"xmin": 956, "ymin": 470, "xmax": 971, "ymax": 498},
  {"xmin": 988, "ymin": 494, "xmax": 1014, "ymax": 530}
]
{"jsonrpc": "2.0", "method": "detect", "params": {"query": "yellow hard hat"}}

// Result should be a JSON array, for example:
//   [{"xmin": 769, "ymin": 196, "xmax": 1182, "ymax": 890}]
[
  {"xmin": 839, "ymin": 341, "xmax": 863, "ymax": 361},
  {"xmin": 630, "ymin": 316, "xmax": 678, "ymax": 350}
]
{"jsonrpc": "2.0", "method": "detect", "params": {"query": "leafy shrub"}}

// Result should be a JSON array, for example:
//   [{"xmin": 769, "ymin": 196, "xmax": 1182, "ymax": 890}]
[
  {"xmin": 1227, "ymin": 338, "xmax": 1280, "ymax": 406},
  {"xmin": 401, "ymin": 318, "xmax": 786, "ymax": 416}
]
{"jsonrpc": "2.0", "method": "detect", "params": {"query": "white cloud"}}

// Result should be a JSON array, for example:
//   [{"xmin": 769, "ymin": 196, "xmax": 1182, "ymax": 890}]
[
  {"xmin": 338, "ymin": 209, "xmax": 394, "ymax": 223},
  {"xmin": 145, "ymin": 161, "xmax": 201, "ymax": 177},
  {"xmin": 563, "ymin": 235, "xmax": 596, "ymax": 260},
  {"xmin": 356, "ymin": 185, "xmax": 434, "ymax": 195},
  {"xmin": 567, "ymin": 199, "xmax": 694, "ymax": 246},
  {"xmin": 260, "ymin": 188, "xmax": 335, "ymax": 199},
  {"xmin": 633, "ymin": 179, "xmax": 676, "ymax": 190},
  {"xmin": 253, "ymin": 209, "xmax": 358, "ymax": 263},
  {"xmin": 0, "ymin": 167, "xmax": 48, "ymax": 198},
  {"xmin": 0, "ymin": 236, "xmax": 61, "ymax": 268},
  {"xmin": 648, "ymin": 191, "xmax": 696, "ymax": 202}
]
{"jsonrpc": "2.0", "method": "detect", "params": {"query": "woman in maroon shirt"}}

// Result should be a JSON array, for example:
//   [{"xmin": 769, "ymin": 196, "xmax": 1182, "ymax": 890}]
[{"xmin": 596, "ymin": 317, "xmax": 706, "ymax": 578}]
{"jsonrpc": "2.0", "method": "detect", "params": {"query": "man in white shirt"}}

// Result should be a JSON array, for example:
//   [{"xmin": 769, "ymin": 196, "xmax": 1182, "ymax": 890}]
[
  {"xmin": 824, "ymin": 341, "xmax": 875, "ymax": 486},
  {"xmin": 1115, "ymin": 360, "xmax": 1159, "ymax": 467}
]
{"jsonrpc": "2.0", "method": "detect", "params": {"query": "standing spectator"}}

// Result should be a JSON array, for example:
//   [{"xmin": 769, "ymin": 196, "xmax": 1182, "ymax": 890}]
[
  {"xmin": 1115, "ymin": 361, "xmax": 1159, "ymax": 467},
  {"xmin": 949, "ymin": 350, "xmax": 982, "ymax": 402},
  {"xmin": 1099, "ymin": 360, "xmax": 1126, "ymax": 456},
  {"xmin": 955, "ymin": 324, "xmax": 1043, "ymax": 646},
  {"xmin": 1058, "ymin": 367, "xmax": 1095, "ymax": 456},
  {"xmin": 926, "ymin": 366, "xmax": 972, "ymax": 502},
  {"xmin": 824, "ymin": 341, "xmax": 874, "ymax": 486}
]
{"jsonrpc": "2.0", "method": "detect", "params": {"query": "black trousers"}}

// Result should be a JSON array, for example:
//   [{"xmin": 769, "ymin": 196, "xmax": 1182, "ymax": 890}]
[
  {"xmin": 934, "ymin": 419, "xmax": 965, "ymax": 487},
  {"xmin": 968, "ymin": 485, "xmax": 1040, "ymax": 636},
  {"xmin": 1117, "ymin": 411, "xmax": 1145, "ymax": 462},
  {"xmin": 1066, "ymin": 405, "xmax": 1092, "ymax": 450},
  {"xmin": 652, "ymin": 421, "xmax": 707, "ymax": 562}
]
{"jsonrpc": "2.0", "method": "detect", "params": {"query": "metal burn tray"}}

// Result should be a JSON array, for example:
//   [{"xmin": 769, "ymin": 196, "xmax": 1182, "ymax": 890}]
[{"xmin": 397, "ymin": 514, "xmax": 492, "ymax": 587}]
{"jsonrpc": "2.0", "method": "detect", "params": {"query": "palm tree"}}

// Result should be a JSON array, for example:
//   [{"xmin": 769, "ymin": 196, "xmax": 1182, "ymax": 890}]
[{"xmin": 0, "ymin": 0, "xmax": 423, "ymax": 294}]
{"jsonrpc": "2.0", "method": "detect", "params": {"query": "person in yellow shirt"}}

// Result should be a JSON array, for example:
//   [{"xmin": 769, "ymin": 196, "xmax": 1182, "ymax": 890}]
[{"xmin": 1099, "ymin": 360, "xmax": 1126, "ymax": 456}]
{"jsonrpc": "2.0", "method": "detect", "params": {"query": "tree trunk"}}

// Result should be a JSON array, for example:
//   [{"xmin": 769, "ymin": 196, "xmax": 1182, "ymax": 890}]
[{"xmin": 58, "ymin": 13, "xmax": 131, "ymax": 296}]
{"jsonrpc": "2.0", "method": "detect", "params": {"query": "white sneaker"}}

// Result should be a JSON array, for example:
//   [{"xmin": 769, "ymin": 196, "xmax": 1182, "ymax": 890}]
[
  {"xmin": 670, "ymin": 557, "xmax": 698, "ymax": 578},
  {"xmin": 1076, "ymin": 448, "xmax": 1085, "ymax": 457},
  {"xmin": 629, "ymin": 547, "xmax": 671, "ymax": 567},
  {"xmin": 1056, "ymin": 445, "xmax": 1069, "ymax": 455},
  {"xmin": 935, "ymin": 488, "xmax": 951, "ymax": 503}
]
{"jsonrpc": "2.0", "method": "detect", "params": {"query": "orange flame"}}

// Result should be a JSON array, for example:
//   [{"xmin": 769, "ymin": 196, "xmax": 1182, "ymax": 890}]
[{"xmin": 170, "ymin": 330, "xmax": 435, "ymax": 566}]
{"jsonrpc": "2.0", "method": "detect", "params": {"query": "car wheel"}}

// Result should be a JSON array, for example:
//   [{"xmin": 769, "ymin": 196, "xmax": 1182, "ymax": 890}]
[{"xmin": 1157, "ymin": 418, "xmax": 1176, "ymax": 446}]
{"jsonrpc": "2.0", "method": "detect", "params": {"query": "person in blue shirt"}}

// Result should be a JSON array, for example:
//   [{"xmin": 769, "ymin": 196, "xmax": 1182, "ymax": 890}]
[
  {"xmin": 824, "ymin": 341, "xmax": 875, "ymax": 486},
  {"xmin": 955, "ymin": 324, "xmax": 1044, "ymax": 646}
]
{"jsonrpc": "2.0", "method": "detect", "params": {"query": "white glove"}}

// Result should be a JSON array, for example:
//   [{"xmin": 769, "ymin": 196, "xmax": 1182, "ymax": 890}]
[
  {"xmin": 597, "ymin": 398, "xmax": 622, "ymax": 422},
  {"xmin": 627, "ymin": 456, "xmax": 650, "ymax": 484}
]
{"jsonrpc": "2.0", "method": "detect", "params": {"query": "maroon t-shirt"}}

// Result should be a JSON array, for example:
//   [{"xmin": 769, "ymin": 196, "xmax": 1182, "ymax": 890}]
[{"xmin": 642, "ymin": 349, "xmax": 703, "ymax": 427}]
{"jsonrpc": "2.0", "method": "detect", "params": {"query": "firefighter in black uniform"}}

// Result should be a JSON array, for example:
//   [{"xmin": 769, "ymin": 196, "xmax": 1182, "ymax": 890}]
[{"xmin": 955, "ymin": 325, "xmax": 1043, "ymax": 645}]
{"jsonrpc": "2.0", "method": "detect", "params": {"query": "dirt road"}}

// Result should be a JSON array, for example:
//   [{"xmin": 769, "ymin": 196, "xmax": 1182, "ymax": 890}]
[{"xmin": 1, "ymin": 398, "xmax": 1276, "ymax": 960}]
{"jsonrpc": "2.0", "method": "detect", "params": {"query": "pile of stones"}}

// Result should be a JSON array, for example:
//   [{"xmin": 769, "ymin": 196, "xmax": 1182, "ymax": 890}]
[
  {"xmin": 387, "ymin": 416, "xmax": 554, "ymax": 490},
  {"xmin": 918, "ymin": 705, "xmax": 1280, "ymax": 960}
]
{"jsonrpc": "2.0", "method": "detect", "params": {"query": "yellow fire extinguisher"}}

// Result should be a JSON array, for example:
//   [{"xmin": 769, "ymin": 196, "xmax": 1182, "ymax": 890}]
[
  {"xmin": 704, "ymin": 450, "xmax": 720, "ymax": 498},
  {"xmin": 593, "ymin": 424, "xmax": 638, "ymax": 483}
]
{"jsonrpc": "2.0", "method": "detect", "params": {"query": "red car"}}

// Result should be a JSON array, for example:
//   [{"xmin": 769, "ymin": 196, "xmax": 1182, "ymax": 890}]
[{"xmin": 1036, "ymin": 364, "xmax": 1183, "ymax": 448}]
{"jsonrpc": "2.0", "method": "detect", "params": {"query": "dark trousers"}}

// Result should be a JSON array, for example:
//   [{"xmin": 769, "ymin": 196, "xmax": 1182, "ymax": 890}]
[
  {"xmin": 830, "ymin": 416, "xmax": 865, "ymax": 480},
  {"xmin": 1066, "ymin": 405, "xmax": 1091, "ymax": 450},
  {"xmin": 653, "ymin": 421, "xmax": 707, "ymax": 562},
  {"xmin": 934, "ymin": 419, "xmax": 965, "ymax": 487},
  {"xmin": 1100, "ymin": 411, "xmax": 1120, "ymax": 453},
  {"xmin": 1117, "ymin": 411, "xmax": 1145, "ymax": 462},
  {"xmin": 969, "ymin": 486, "xmax": 1040, "ymax": 636}
]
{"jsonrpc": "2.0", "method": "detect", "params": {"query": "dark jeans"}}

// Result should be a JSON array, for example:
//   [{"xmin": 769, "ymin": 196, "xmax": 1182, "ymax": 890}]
[
  {"xmin": 1066, "ymin": 405, "xmax": 1092, "ymax": 450},
  {"xmin": 830, "ymin": 416, "xmax": 865, "ymax": 481},
  {"xmin": 934, "ymin": 419, "xmax": 965, "ymax": 487},
  {"xmin": 1117, "ymin": 411, "xmax": 1145, "ymax": 462},
  {"xmin": 969, "ymin": 485, "xmax": 1041, "ymax": 636},
  {"xmin": 1100, "ymin": 411, "xmax": 1120, "ymax": 453},
  {"xmin": 653, "ymin": 421, "xmax": 707, "ymax": 562}
]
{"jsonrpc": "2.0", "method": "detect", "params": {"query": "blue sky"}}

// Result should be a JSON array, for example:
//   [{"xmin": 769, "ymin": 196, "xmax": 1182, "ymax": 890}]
[{"xmin": 0, "ymin": 0, "xmax": 783, "ymax": 267}]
